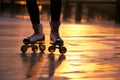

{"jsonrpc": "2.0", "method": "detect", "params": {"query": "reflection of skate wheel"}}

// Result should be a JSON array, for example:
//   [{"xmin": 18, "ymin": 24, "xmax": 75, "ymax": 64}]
[
  {"xmin": 39, "ymin": 44, "xmax": 46, "ymax": 52},
  {"xmin": 48, "ymin": 46, "xmax": 56, "ymax": 53},
  {"xmin": 31, "ymin": 45, "xmax": 38, "ymax": 53},
  {"xmin": 21, "ymin": 45, "xmax": 28, "ymax": 53},
  {"xmin": 59, "ymin": 46, "xmax": 67, "ymax": 54},
  {"xmin": 48, "ymin": 53, "xmax": 55, "ymax": 61},
  {"xmin": 58, "ymin": 54, "xmax": 66, "ymax": 61}
]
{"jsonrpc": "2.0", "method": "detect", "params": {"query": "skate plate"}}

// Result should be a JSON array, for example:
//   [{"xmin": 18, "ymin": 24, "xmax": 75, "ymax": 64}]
[
  {"xmin": 48, "ymin": 41, "xmax": 67, "ymax": 54},
  {"xmin": 21, "ymin": 40, "xmax": 46, "ymax": 54}
]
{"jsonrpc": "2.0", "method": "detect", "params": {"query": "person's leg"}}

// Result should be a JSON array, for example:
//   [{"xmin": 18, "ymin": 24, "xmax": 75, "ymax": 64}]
[
  {"xmin": 50, "ymin": 0, "xmax": 61, "ymax": 22},
  {"xmin": 25, "ymin": 0, "xmax": 44, "ymax": 43},
  {"xmin": 50, "ymin": 0, "xmax": 63, "ymax": 44},
  {"xmin": 26, "ymin": 0, "xmax": 40, "ymax": 24}
]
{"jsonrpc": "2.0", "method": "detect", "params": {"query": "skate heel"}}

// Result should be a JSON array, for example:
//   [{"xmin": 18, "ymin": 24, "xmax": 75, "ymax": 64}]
[{"xmin": 35, "ymin": 36, "xmax": 45, "ymax": 44}]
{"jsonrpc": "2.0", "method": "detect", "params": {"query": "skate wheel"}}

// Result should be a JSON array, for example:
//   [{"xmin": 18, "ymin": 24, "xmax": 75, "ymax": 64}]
[
  {"xmin": 59, "ymin": 47, "xmax": 67, "ymax": 54},
  {"xmin": 48, "ymin": 46, "xmax": 56, "ymax": 53},
  {"xmin": 21, "ymin": 45, "xmax": 28, "ymax": 53},
  {"xmin": 39, "ymin": 44, "xmax": 46, "ymax": 52},
  {"xmin": 31, "ymin": 45, "xmax": 38, "ymax": 53}
]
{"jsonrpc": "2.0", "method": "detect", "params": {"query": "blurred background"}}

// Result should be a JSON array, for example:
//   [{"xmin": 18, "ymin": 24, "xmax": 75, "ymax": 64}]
[{"xmin": 0, "ymin": 0, "xmax": 120, "ymax": 24}]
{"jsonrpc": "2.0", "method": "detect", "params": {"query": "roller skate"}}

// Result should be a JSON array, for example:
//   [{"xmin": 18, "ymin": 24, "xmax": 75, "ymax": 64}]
[
  {"xmin": 48, "ymin": 21, "xmax": 67, "ymax": 55},
  {"xmin": 21, "ymin": 24, "xmax": 46, "ymax": 54}
]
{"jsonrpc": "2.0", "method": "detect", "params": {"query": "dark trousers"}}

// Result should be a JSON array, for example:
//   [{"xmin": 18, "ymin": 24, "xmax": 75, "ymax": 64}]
[{"xmin": 26, "ymin": 0, "xmax": 61, "ymax": 24}]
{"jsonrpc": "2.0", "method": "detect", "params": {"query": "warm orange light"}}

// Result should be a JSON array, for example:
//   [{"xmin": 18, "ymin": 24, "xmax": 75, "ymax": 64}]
[{"xmin": 15, "ymin": 1, "xmax": 26, "ymax": 5}]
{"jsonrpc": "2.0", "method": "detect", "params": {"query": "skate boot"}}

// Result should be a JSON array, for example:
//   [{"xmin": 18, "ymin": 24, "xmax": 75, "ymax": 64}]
[
  {"xmin": 23, "ymin": 24, "xmax": 45, "ymax": 43},
  {"xmin": 21, "ymin": 24, "xmax": 46, "ymax": 53},
  {"xmin": 48, "ymin": 21, "xmax": 67, "ymax": 54},
  {"xmin": 50, "ymin": 21, "xmax": 63, "ymax": 45}
]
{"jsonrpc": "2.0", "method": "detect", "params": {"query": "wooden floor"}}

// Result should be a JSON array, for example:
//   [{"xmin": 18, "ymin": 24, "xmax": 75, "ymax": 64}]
[{"xmin": 0, "ymin": 17, "xmax": 120, "ymax": 80}]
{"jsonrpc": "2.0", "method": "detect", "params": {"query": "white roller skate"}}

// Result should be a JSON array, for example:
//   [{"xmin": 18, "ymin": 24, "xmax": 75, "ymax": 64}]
[
  {"xmin": 48, "ymin": 21, "xmax": 67, "ymax": 55},
  {"xmin": 21, "ymin": 24, "xmax": 46, "ymax": 53}
]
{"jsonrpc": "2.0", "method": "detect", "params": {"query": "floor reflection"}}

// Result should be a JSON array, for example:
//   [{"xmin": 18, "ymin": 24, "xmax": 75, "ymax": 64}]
[
  {"xmin": 20, "ymin": 52, "xmax": 66, "ymax": 79},
  {"xmin": 48, "ymin": 53, "xmax": 66, "ymax": 77},
  {"xmin": 20, "ymin": 52, "xmax": 44, "ymax": 79},
  {"xmin": 39, "ymin": 53, "xmax": 66, "ymax": 80}
]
